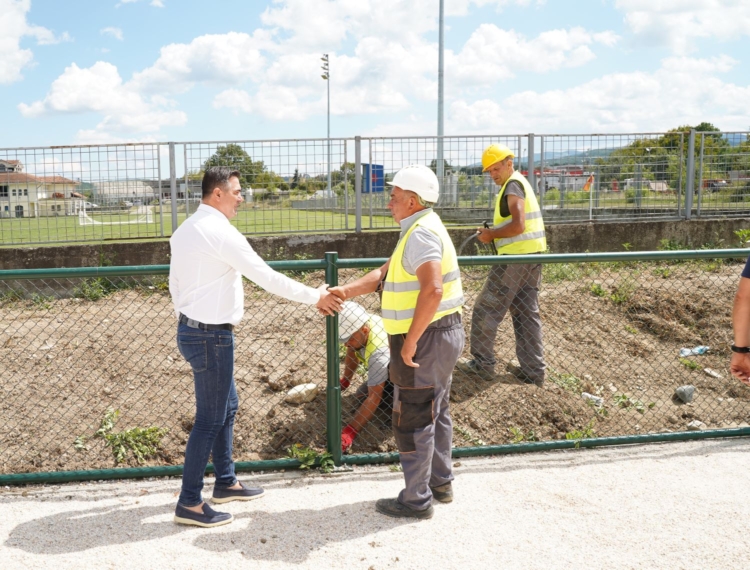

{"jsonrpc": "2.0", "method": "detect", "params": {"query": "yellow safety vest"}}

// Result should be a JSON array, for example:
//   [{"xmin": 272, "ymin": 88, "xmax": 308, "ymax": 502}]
[
  {"xmin": 381, "ymin": 211, "xmax": 464, "ymax": 335},
  {"xmin": 356, "ymin": 315, "xmax": 388, "ymax": 367},
  {"xmin": 492, "ymin": 171, "xmax": 546, "ymax": 254}
]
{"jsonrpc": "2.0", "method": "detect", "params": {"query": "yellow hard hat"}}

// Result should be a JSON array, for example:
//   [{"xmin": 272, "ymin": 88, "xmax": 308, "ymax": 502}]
[{"xmin": 482, "ymin": 144, "xmax": 514, "ymax": 172}]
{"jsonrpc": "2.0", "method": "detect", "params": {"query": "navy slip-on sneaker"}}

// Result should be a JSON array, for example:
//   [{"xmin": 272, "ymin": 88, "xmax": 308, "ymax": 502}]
[
  {"xmin": 173, "ymin": 502, "xmax": 233, "ymax": 528},
  {"xmin": 212, "ymin": 481, "xmax": 265, "ymax": 504}
]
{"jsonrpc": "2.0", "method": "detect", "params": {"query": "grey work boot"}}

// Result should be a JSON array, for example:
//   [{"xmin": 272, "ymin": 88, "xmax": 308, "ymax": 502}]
[
  {"xmin": 506, "ymin": 359, "xmax": 544, "ymax": 387},
  {"xmin": 430, "ymin": 482, "xmax": 453, "ymax": 504},
  {"xmin": 456, "ymin": 357, "xmax": 495, "ymax": 381},
  {"xmin": 375, "ymin": 498, "xmax": 434, "ymax": 519}
]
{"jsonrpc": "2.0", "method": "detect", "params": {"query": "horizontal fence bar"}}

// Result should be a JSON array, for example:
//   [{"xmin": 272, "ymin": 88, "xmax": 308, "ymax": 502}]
[{"xmin": 0, "ymin": 458, "xmax": 303, "ymax": 486}]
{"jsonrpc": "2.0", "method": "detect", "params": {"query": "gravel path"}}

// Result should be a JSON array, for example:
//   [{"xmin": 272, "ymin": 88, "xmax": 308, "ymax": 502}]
[{"xmin": 2, "ymin": 438, "xmax": 749, "ymax": 570}]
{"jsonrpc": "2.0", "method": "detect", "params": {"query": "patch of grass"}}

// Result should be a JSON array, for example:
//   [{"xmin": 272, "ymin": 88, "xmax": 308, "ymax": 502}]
[
  {"xmin": 287, "ymin": 444, "xmax": 335, "ymax": 473},
  {"xmin": 565, "ymin": 420, "xmax": 596, "ymax": 448},
  {"xmin": 679, "ymin": 358, "xmax": 701, "ymax": 371},
  {"xmin": 548, "ymin": 368, "xmax": 584, "ymax": 394},
  {"xmin": 389, "ymin": 463, "xmax": 403, "ymax": 472},
  {"xmin": 652, "ymin": 267, "xmax": 671, "ymax": 278},
  {"xmin": 509, "ymin": 427, "xmax": 537, "ymax": 444},
  {"xmin": 624, "ymin": 324, "xmax": 639, "ymax": 334}
]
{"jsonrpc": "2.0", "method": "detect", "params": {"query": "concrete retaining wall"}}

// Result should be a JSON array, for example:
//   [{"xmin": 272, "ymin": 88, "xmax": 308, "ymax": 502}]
[{"xmin": 1, "ymin": 217, "xmax": 749, "ymax": 270}]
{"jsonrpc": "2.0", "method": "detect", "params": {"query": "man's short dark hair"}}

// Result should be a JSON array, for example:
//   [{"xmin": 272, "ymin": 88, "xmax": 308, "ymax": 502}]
[{"xmin": 202, "ymin": 167, "xmax": 241, "ymax": 198}]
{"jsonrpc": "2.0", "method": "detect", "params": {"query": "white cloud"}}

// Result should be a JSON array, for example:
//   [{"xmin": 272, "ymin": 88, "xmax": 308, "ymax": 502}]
[
  {"xmin": 615, "ymin": 0, "xmax": 750, "ymax": 54},
  {"xmin": 117, "ymin": 0, "xmax": 164, "ymax": 7},
  {"xmin": 100, "ymin": 27, "xmax": 124, "ymax": 41},
  {"xmin": 448, "ymin": 55, "xmax": 750, "ymax": 133},
  {"xmin": 213, "ymin": 89, "xmax": 253, "ymax": 114},
  {"xmin": 0, "ymin": 0, "xmax": 71, "ymax": 84},
  {"xmin": 18, "ymin": 61, "xmax": 186, "ymax": 141},
  {"xmin": 130, "ymin": 31, "xmax": 271, "ymax": 95},
  {"xmin": 450, "ymin": 25, "xmax": 620, "ymax": 87}
]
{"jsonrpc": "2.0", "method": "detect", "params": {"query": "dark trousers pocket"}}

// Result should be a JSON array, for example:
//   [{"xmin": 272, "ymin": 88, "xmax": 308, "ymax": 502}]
[{"xmin": 393, "ymin": 386, "xmax": 435, "ymax": 432}]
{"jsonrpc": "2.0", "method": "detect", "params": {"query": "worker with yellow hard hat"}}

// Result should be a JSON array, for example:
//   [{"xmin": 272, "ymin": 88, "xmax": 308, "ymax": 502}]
[{"xmin": 456, "ymin": 143, "xmax": 547, "ymax": 386}]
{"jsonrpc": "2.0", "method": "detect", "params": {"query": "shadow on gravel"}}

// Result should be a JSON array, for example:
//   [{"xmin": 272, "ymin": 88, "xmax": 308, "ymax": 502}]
[
  {"xmin": 5, "ymin": 503, "xmax": 181, "ymax": 554},
  {"xmin": 192, "ymin": 501, "xmax": 414, "ymax": 564}
]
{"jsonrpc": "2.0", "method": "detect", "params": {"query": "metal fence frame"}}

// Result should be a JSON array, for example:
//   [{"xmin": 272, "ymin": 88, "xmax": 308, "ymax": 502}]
[
  {"xmin": 1, "ymin": 131, "xmax": 749, "ymax": 246},
  {"xmin": 2, "ymin": 247, "xmax": 750, "ymax": 485}
]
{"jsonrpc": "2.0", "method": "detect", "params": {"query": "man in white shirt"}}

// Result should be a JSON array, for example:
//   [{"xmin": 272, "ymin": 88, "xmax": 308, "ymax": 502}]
[{"xmin": 169, "ymin": 166, "xmax": 342, "ymax": 528}]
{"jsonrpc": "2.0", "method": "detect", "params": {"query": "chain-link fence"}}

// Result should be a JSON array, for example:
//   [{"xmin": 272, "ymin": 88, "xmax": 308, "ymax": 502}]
[
  {"xmin": 2, "ymin": 250, "xmax": 750, "ymax": 483},
  {"xmin": 2, "ymin": 131, "xmax": 749, "ymax": 245}
]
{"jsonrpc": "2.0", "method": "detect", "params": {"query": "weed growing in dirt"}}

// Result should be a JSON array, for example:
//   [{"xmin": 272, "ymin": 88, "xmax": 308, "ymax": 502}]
[
  {"xmin": 389, "ymin": 464, "xmax": 403, "ymax": 472},
  {"xmin": 610, "ymin": 278, "xmax": 637, "ymax": 304},
  {"xmin": 287, "ymin": 444, "xmax": 335, "ymax": 473},
  {"xmin": 455, "ymin": 425, "xmax": 486, "ymax": 446},
  {"xmin": 73, "ymin": 435, "xmax": 88, "ymax": 451},
  {"xmin": 0, "ymin": 289, "xmax": 23, "ymax": 304},
  {"xmin": 624, "ymin": 324, "xmax": 639, "ymax": 334},
  {"xmin": 30, "ymin": 294, "xmax": 53, "ymax": 309},
  {"xmin": 734, "ymin": 229, "xmax": 750, "ymax": 247},
  {"xmin": 565, "ymin": 420, "xmax": 596, "ymax": 448},
  {"xmin": 652, "ymin": 267, "xmax": 671, "ymax": 278},
  {"xmin": 548, "ymin": 368, "xmax": 583, "ymax": 394},
  {"xmin": 613, "ymin": 394, "xmax": 650, "ymax": 414},
  {"xmin": 509, "ymin": 427, "xmax": 537, "ymax": 444},
  {"xmin": 543, "ymin": 262, "xmax": 595, "ymax": 283},
  {"xmin": 94, "ymin": 408, "xmax": 168, "ymax": 464},
  {"xmin": 590, "ymin": 283, "xmax": 607, "ymax": 297},
  {"xmin": 679, "ymin": 358, "xmax": 701, "ymax": 371},
  {"xmin": 105, "ymin": 427, "xmax": 169, "ymax": 464}
]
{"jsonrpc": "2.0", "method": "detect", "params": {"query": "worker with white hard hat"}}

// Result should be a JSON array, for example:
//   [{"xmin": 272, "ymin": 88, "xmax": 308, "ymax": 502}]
[
  {"xmin": 329, "ymin": 164, "xmax": 465, "ymax": 520},
  {"xmin": 337, "ymin": 301, "xmax": 392, "ymax": 452},
  {"xmin": 457, "ymin": 143, "xmax": 547, "ymax": 385}
]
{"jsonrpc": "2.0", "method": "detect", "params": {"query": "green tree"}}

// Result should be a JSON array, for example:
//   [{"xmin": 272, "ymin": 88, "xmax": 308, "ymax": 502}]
[
  {"xmin": 202, "ymin": 144, "xmax": 265, "ymax": 188},
  {"xmin": 290, "ymin": 168, "xmax": 300, "ymax": 190}
]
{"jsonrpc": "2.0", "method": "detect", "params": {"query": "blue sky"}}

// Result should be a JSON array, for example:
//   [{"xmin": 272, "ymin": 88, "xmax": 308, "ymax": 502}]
[{"xmin": 2, "ymin": 0, "xmax": 749, "ymax": 148}]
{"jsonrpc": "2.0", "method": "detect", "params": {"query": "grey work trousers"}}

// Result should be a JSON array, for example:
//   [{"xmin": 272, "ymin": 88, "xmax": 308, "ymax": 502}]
[
  {"xmin": 470, "ymin": 263, "xmax": 546, "ymax": 384},
  {"xmin": 389, "ymin": 313, "xmax": 464, "ymax": 511}
]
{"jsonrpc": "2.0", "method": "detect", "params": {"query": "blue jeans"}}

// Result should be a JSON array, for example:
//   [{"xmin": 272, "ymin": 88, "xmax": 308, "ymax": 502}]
[{"xmin": 177, "ymin": 324, "xmax": 239, "ymax": 507}]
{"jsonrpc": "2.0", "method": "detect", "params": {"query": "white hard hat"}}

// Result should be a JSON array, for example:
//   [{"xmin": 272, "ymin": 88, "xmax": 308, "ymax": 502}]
[
  {"xmin": 387, "ymin": 164, "xmax": 439, "ymax": 203},
  {"xmin": 338, "ymin": 301, "xmax": 370, "ymax": 343}
]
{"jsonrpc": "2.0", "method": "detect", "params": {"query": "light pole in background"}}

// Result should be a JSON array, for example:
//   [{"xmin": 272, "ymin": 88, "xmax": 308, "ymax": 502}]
[
  {"xmin": 436, "ymin": 0, "xmax": 445, "ymax": 195},
  {"xmin": 321, "ymin": 54, "xmax": 331, "ymax": 192}
]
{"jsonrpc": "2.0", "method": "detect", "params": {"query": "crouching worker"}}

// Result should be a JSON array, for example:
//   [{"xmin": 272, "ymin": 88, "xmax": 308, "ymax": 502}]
[{"xmin": 338, "ymin": 301, "xmax": 393, "ymax": 452}]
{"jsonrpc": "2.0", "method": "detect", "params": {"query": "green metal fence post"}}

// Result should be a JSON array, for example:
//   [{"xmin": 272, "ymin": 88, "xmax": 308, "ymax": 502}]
[{"xmin": 324, "ymin": 251, "xmax": 343, "ymax": 465}]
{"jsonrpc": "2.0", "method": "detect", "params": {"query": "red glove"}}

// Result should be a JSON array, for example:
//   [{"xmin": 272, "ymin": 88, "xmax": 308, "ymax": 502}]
[
  {"xmin": 341, "ymin": 425, "xmax": 358, "ymax": 452},
  {"xmin": 340, "ymin": 376, "xmax": 351, "ymax": 390}
]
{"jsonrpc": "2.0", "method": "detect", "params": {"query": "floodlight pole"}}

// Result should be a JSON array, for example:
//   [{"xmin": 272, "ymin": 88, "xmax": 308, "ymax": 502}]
[
  {"xmin": 436, "ymin": 0, "xmax": 445, "ymax": 194},
  {"xmin": 321, "ymin": 54, "xmax": 332, "ymax": 192}
]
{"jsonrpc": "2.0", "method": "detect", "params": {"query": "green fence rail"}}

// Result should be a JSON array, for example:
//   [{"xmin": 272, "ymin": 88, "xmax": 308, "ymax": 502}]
[{"xmin": 1, "ymin": 248, "xmax": 750, "ymax": 486}]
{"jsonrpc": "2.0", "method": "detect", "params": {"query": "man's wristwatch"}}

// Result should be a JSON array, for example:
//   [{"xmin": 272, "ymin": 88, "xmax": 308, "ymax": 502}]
[{"xmin": 731, "ymin": 345, "xmax": 750, "ymax": 353}]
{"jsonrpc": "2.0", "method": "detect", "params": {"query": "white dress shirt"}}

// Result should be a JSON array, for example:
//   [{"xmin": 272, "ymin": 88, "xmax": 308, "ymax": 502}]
[{"xmin": 169, "ymin": 204, "xmax": 321, "ymax": 325}]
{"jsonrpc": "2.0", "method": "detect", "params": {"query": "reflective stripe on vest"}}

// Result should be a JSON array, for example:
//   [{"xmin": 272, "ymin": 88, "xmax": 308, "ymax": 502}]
[
  {"xmin": 381, "ymin": 210, "xmax": 463, "ymax": 335},
  {"xmin": 382, "ymin": 268, "xmax": 461, "ymax": 293},
  {"xmin": 356, "ymin": 315, "xmax": 388, "ymax": 367},
  {"xmin": 493, "ymin": 171, "xmax": 546, "ymax": 254}
]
